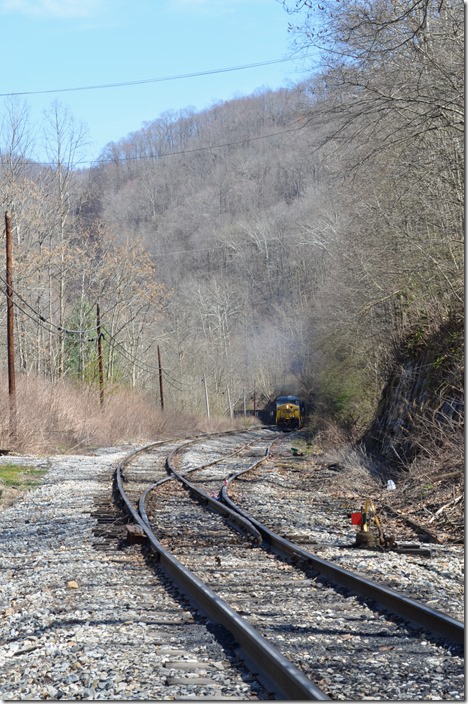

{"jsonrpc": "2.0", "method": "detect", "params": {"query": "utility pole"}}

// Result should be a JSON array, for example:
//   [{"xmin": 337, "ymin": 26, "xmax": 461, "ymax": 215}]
[
  {"xmin": 96, "ymin": 303, "xmax": 104, "ymax": 409},
  {"xmin": 5, "ymin": 211, "xmax": 16, "ymax": 440},
  {"xmin": 202, "ymin": 376, "xmax": 210, "ymax": 418},
  {"xmin": 157, "ymin": 345, "xmax": 164, "ymax": 411},
  {"xmin": 226, "ymin": 385, "xmax": 233, "ymax": 420}
]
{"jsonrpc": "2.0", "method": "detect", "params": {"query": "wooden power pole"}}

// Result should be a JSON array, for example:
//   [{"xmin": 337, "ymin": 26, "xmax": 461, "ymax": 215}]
[
  {"xmin": 202, "ymin": 376, "xmax": 210, "ymax": 418},
  {"xmin": 96, "ymin": 303, "xmax": 104, "ymax": 408},
  {"xmin": 5, "ymin": 211, "xmax": 16, "ymax": 439},
  {"xmin": 157, "ymin": 345, "xmax": 164, "ymax": 411},
  {"xmin": 226, "ymin": 385, "xmax": 233, "ymax": 419}
]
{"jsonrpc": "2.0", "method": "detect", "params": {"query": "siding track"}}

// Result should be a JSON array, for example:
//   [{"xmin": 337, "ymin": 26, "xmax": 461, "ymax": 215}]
[{"xmin": 117, "ymin": 429, "xmax": 464, "ymax": 701}]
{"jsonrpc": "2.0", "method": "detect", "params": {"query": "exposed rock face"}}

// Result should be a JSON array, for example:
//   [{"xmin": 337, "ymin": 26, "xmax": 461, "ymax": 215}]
[{"xmin": 362, "ymin": 315, "xmax": 464, "ymax": 470}]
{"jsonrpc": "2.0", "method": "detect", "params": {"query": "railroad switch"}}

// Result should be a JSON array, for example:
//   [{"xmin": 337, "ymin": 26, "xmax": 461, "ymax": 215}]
[
  {"xmin": 350, "ymin": 499, "xmax": 431, "ymax": 556},
  {"xmin": 126, "ymin": 523, "xmax": 147, "ymax": 545}
]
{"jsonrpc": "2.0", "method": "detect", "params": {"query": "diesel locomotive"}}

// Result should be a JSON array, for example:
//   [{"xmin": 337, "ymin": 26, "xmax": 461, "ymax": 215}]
[{"xmin": 275, "ymin": 395, "xmax": 305, "ymax": 429}]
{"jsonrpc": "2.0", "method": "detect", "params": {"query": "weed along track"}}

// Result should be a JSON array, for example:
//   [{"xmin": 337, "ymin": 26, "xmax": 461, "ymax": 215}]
[{"xmin": 118, "ymin": 429, "xmax": 464, "ymax": 701}]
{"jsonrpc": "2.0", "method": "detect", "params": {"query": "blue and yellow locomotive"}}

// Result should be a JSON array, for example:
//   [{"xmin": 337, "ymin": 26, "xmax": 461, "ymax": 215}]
[{"xmin": 275, "ymin": 395, "xmax": 305, "ymax": 429}]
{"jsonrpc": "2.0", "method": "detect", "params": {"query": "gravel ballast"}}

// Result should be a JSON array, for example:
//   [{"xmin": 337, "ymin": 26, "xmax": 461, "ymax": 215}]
[
  {"xmin": 0, "ymin": 449, "xmax": 268, "ymax": 701},
  {"xmin": 0, "ymin": 440, "xmax": 464, "ymax": 701}
]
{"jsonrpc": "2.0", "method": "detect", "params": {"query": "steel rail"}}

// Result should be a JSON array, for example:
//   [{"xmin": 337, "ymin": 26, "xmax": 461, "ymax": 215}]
[
  {"xmin": 138, "ymin": 437, "xmax": 262, "ymax": 524},
  {"xmin": 164, "ymin": 443, "xmax": 263, "ymax": 544},
  {"xmin": 118, "ymin": 431, "xmax": 252, "ymax": 517},
  {"xmin": 221, "ymin": 467, "xmax": 464, "ymax": 649},
  {"xmin": 114, "ymin": 442, "xmax": 330, "ymax": 701}
]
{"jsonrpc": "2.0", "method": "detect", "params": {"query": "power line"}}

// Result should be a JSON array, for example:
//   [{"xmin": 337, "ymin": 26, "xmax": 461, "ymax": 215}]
[
  {"xmin": 0, "ymin": 288, "xmax": 62, "ymax": 336},
  {"xmin": 0, "ymin": 273, "xmax": 100, "ymax": 335},
  {"xmin": 0, "ymin": 279, "xmax": 220, "ymax": 393},
  {"xmin": 0, "ymin": 290, "xmax": 164, "ymax": 375},
  {"xmin": 101, "ymin": 325, "xmax": 199, "ymax": 390},
  {"xmin": 0, "ymin": 120, "xmax": 306, "ymax": 169},
  {"xmin": 0, "ymin": 108, "xmax": 307, "ymax": 170},
  {"xmin": 101, "ymin": 326, "xmax": 162, "ymax": 375},
  {"xmin": 161, "ymin": 367, "xmax": 200, "ymax": 390},
  {"xmin": 17, "ymin": 119, "xmax": 306, "ymax": 168},
  {"xmin": 94, "ymin": 123, "xmax": 304, "ymax": 166},
  {"xmin": 0, "ymin": 285, "xmax": 169, "ymax": 376},
  {"xmin": 0, "ymin": 57, "xmax": 298, "ymax": 98}
]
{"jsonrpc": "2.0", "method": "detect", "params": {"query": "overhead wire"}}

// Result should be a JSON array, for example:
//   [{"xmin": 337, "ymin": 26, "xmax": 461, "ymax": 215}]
[
  {"xmin": 101, "ymin": 326, "xmax": 159, "ymax": 373},
  {"xmin": 100, "ymin": 326, "xmax": 183, "ymax": 384},
  {"xmin": 0, "ymin": 287, "xmax": 175, "ymax": 383},
  {"xmin": 0, "ymin": 272, "xmax": 210, "ymax": 388},
  {"xmin": 0, "ymin": 283, "xmax": 171, "ymax": 379},
  {"xmin": 161, "ymin": 368, "xmax": 201, "ymax": 390},
  {"xmin": 0, "ymin": 56, "xmax": 314, "ymax": 392},
  {"xmin": 0, "ymin": 49, "xmax": 312, "ymax": 168},
  {"xmin": 101, "ymin": 325, "xmax": 202, "ymax": 390},
  {"xmin": 0, "ymin": 275, "xmax": 234, "ymax": 394},
  {"xmin": 0, "ymin": 273, "xmax": 100, "ymax": 336},
  {"xmin": 104, "ymin": 329, "xmax": 203, "ymax": 388},
  {"xmin": 0, "ymin": 56, "xmax": 300, "ymax": 98},
  {"xmin": 94, "ymin": 121, "xmax": 307, "ymax": 166},
  {"xmin": 1, "ymin": 292, "xmax": 60, "ymax": 335},
  {"xmin": 0, "ymin": 118, "xmax": 307, "ymax": 168}
]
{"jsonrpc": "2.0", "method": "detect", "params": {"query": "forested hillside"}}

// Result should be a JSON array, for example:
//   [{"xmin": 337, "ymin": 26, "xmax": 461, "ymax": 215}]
[{"xmin": 0, "ymin": 1, "xmax": 463, "ymax": 472}]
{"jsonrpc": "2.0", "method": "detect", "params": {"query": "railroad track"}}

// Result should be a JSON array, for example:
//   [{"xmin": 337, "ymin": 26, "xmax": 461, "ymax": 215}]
[
  {"xmin": 228, "ymin": 446, "xmax": 463, "ymax": 619},
  {"xmin": 115, "ymin": 429, "xmax": 464, "ymax": 701}
]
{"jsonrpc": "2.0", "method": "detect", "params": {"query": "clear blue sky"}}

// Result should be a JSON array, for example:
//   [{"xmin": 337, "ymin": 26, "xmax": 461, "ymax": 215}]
[{"xmin": 1, "ymin": 0, "xmax": 316, "ymax": 166}]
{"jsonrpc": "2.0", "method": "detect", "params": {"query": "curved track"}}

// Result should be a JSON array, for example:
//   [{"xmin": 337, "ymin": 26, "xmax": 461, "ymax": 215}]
[{"xmin": 115, "ymin": 429, "xmax": 464, "ymax": 701}]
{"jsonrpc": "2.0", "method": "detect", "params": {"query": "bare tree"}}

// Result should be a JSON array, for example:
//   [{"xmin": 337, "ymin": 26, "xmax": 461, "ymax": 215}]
[{"xmin": 40, "ymin": 101, "xmax": 90, "ymax": 377}]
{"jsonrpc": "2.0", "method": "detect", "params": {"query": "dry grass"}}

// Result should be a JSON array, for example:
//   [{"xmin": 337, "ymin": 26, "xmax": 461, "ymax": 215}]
[
  {"xmin": 321, "ymin": 447, "xmax": 382, "ymax": 498},
  {"xmin": 385, "ymin": 414, "xmax": 464, "ymax": 542},
  {"xmin": 309, "ymin": 416, "xmax": 464, "ymax": 542},
  {"xmin": 0, "ymin": 374, "xmax": 253, "ymax": 455},
  {"xmin": 303, "ymin": 418, "xmax": 381, "ymax": 498}
]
